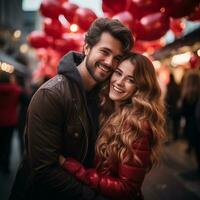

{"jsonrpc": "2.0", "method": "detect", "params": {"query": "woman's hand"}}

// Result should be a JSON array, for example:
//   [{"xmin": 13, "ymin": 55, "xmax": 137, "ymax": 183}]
[
  {"xmin": 85, "ymin": 169, "xmax": 100, "ymax": 188},
  {"xmin": 59, "ymin": 155, "xmax": 88, "ymax": 183}
]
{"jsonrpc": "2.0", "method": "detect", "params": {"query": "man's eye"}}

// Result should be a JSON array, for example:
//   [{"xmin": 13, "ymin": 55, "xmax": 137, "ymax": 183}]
[
  {"xmin": 101, "ymin": 50, "xmax": 109, "ymax": 55},
  {"xmin": 114, "ymin": 57, "xmax": 121, "ymax": 63}
]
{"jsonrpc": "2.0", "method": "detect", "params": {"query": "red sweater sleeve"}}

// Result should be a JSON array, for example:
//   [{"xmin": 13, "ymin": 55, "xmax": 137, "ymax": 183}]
[{"xmin": 62, "ymin": 131, "xmax": 151, "ymax": 199}]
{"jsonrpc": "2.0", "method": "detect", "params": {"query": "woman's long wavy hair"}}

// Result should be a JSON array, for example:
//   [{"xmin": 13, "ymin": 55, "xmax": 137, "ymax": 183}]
[{"xmin": 95, "ymin": 52, "xmax": 166, "ymax": 173}]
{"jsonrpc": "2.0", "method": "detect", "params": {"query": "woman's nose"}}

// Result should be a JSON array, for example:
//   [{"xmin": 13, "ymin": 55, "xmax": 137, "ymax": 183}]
[{"xmin": 116, "ymin": 77, "xmax": 124, "ymax": 86}]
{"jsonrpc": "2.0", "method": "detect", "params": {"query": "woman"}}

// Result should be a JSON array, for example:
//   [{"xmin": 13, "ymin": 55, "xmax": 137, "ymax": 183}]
[{"xmin": 59, "ymin": 52, "xmax": 166, "ymax": 199}]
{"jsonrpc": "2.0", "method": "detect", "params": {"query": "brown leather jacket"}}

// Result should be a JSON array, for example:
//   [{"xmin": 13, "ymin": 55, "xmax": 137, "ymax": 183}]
[{"xmin": 9, "ymin": 52, "xmax": 104, "ymax": 200}]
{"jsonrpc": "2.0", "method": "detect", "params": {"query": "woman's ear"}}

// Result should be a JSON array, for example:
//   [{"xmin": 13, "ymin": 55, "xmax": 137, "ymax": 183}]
[{"xmin": 83, "ymin": 44, "xmax": 90, "ymax": 56}]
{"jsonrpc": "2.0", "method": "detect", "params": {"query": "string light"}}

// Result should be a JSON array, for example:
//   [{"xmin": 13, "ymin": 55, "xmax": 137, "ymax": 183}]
[
  {"xmin": 13, "ymin": 30, "xmax": 21, "ymax": 39},
  {"xmin": 0, "ymin": 62, "xmax": 14, "ymax": 73},
  {"xmin": 20, "ymin": 44, "xmax": 29, "ymax": 53}
]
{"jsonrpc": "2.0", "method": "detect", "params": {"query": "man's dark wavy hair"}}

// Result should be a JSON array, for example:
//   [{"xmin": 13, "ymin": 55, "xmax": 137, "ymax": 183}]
[{"xmin": 85, "ymin": 18, "xmax": 134, "ymax": 53}]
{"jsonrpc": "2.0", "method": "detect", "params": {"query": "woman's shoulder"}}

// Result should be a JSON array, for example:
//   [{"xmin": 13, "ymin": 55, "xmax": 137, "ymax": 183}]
[{"xmin": 131, "ymin": 121, "xmax": 152, "ymax": 150}]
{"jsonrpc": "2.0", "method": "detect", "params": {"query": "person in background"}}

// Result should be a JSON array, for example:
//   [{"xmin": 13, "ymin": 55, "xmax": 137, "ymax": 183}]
[
  {"xmin": 0, "ymin": 71, "xmax": 22, "ymax": 173},
  {"xmin": 9, "ymin": 18, "xmax": 134, "ymax": 200},
  {"xmin": 165, "ymin": 73, "xmax": 181, "ymax": 141},
  {"xmin": 59, "ymin": 52, "xmax": 166, "ymax": 200},
  {"xmin": 195, "ymin": 86, "xmax": 200, "ymax": 173},
  {"xmin": 15, "ymin": 75, "xmax": 30, "ymax": 156},
  {"xmin": 180, "ymin": 70, "xmax": 200, "ymax": 172}
]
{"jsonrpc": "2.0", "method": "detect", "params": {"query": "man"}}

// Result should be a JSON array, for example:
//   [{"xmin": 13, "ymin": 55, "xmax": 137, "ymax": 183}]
[{"xmin": 9, "ymin": 18, "xmax": 134, "ymax": 200}]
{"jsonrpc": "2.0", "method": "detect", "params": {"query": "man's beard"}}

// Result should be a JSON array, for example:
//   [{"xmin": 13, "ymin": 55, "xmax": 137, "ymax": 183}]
[
  {"xmin": 86, "ymin": 57, "xmax": 102, "ymax": 83},
  {"xmin": 86, "ymin": 65, "xmax": 99, "ymax": 83}
]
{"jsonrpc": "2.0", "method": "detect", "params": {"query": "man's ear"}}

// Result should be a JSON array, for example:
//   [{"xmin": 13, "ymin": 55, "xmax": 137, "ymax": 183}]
[{"xmin": 83, "ymin": 44, "xmax": 90, "ymax": 56}]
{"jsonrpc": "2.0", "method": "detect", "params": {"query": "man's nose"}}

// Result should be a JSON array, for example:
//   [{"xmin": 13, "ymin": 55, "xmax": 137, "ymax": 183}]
[{"xmin": 104, "ymin": 55, "xmax": 113, "ymax": 67}]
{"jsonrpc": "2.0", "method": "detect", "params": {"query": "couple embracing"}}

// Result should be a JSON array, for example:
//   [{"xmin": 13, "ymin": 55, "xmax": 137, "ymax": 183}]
[{"xmin": 10, "ymin": 18, "xmax": 166, "ymax": 200}]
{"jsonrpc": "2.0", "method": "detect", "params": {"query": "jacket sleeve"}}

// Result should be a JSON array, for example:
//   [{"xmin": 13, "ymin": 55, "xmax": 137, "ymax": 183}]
[
  {"xmin": 27, "ymin": 86, "xmax": 96, "ymax": 200},
  {"xmin": 63, "ymin": 132, "xmax": 151, "ymax": 199}
]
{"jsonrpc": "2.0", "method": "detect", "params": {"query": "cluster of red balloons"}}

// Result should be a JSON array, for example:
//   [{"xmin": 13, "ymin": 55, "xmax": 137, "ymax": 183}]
[
  {"xmin": 103, "ymin": 0, "xmax": 199, "ymax": 41},
  {"xmin": 28, "ymin": 0, "xmax": 200, "ymax": 79},
  {"xmin": 28, "ymin": 0, "xmax": 97, "ymax": 79},
  {"xmin": 103, "ymin": 0, "xmax": 199, "ymax": 53}
]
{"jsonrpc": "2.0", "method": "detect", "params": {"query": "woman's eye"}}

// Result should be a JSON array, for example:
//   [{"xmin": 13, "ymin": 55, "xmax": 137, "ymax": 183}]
[
  {"xmin": 127, "ymin": 78, "xmax": 135, "ymax": 83},
  {"xmin": 114, "ymin": 70, "xmax": 121, "ymax": 76}
]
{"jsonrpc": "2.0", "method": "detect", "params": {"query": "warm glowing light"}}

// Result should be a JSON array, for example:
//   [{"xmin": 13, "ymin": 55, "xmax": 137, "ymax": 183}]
[
  {"xmin": 197, "ymin": 49, "xmax": 200, "ymax": 57},
  {"xmin": 142, "ymin": 52, "xmax": 149, "ymax": 57},
  {"xmin": 20, "ymin": 44, "xmax": 29, "ymax": 53},
  {"xmin": 173, "ymin": 67, "xmax": 185, "ymax": 83},
  {"xmin": 171, "ymin": 52, "xmax": 192, "ymax": 67},
  {"xmin": 160, "ymin": 7, "xmax": 165, "ymax": 13},
  {"xmin": 0, "ymin": 62, "xmax": 14, "ymax": 73},
  {"xmin": 13, "ymin": 30, "xmax": 21, "ymax": 39},
  {"xmin": 159, "ymin": 68, "xmax": 170, "ymax": 85},
  {"xmin": 70, "ymin": 24, "xmax": 79, "ymax": 32},
  {"xmin": 152, "ymin": 60, "xmax": 161, "ymax": 71}
]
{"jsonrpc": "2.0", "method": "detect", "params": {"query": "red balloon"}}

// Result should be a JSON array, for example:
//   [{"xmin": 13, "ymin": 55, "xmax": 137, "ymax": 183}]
[
  {"xmin": 134, "ymin": 12, "xmax": 170, "ymax": 41},
  {"xmin": 43, "ymin": 18, "xmax": 69, "ymax": 38},
  {"xmin": 102, "ymin": 0, "xmax": 131, "ymax": 16},
  {"xmin": 103, "ymin": 12, "xmax": 114, "ymax": 18},
  {"xmin": 112, "ymin": 11, "xmax": 134, "ymax": 30},
  {"xmin": 187, "ymin": 4, "xmax": 200, "ymax": 21},
  {"xmin": 34, "ymin": 48, "xmax": 62, "ymax": 80},
  {"xmin": 33, "ymin": 62, "xmax": 55, "ymax": 80},
  {"xmin": 40, "ymin": 0, "xmax": 63, "ymax": 19},
  {"xmin": 170, "ymin": 18, "xmax": 185, "ymax": 37},
  {"xmin": 47, "ymin": 48, "xmax": 62, "ymax": 69},
  {"xmin": 161, "ymin": 0, "xmax": 199, "ymax": 18},
  {"xmin": 134, "ymin": 39, "xmax": 164, "ymax": 53},
  {"xmin": 54, "ymin": 33, "xmax": 83, "ymax": 55},
  {"xmin": 128, "ymin": 0, "xmax": 162, "ymax": 19},
  {"xmin": 73, "ymin": 8, "xmax": 97, "ymax": 31},
  {"xmin": 28, "ymin": 31, "xmax": 53, "ymax": 48},
  {"xmin": 36, "ymin": 48, "xmax": 49, "ymax": 61},
  {"xmin": 61, "ymin": 2, "xmax": 78, "ymax": 23}
]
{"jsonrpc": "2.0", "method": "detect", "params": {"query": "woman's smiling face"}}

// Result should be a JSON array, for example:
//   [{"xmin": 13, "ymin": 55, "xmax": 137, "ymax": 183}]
[{"xmin": 109, "ymin": 59, "xmax": 137, "ymax": 104}]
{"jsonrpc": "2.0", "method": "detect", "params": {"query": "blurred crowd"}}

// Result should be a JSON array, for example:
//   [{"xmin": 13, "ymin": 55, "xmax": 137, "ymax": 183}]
[
  {"xmin": 0, "ymin": 70, "xmax": 49, "ymax": 174},
  {"xmin": 165, "ymin": 69, "xmax": 200, "ymax": 173}
]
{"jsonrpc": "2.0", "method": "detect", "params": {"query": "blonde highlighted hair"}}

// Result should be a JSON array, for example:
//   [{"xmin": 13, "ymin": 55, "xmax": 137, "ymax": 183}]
[{"xmin": 95, "ymin": 52, "xmax": 166, "ymax": 173}]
